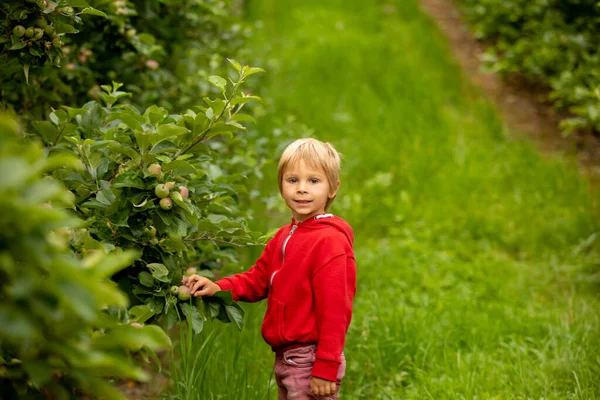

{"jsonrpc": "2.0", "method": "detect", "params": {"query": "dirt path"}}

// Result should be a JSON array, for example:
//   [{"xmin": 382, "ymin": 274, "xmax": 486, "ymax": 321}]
[{"xmin": 419, "ymin": 0, "xmax": 600, "ymax": 185}]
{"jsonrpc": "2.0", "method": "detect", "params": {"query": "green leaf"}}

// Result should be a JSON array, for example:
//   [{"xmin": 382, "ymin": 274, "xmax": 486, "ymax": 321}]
[
  {"xmin": 163, "ymin": 160, "xmax": 196, "ymax": 176},
  {"xmin": 181, "ymin": 303, "xmax": 204, "ymax": 334},
  {"xmin": 55, "ymin": 23, "xmax": 77, "ymax": 34},
  {"xmin": 109, "ymin": 143, "xmax": 141, "ymax": 164},
  {"xmin": 94, "ymin": 250, "xmax": 138, "ymax": 278},
  {"xmin": 160, "ymin": 236, "xmax": 187, "ymax": 251},
  {"xmin": 50, "ymin": 109, "xmax": 69, "ymax": 126},
  {"xmin": 9, "ymin": 40, "xmax": 27, "ymax": 50},
  {"xmin": 225, "ymin": 303, "xmax": 244, "ymax": 331},
  {"xmin": 139, "ymin": 272, "xmax": 154, "ymax": 287},
  {"xmin": 112, "ymin": 174, "xmax": 145, "ymax": 189},
  {"xmin": 243, "ymin": 67, "xmax": 265, "ymax": 77},
  {"xmin": 108, "ymin": 109, "xmax": 145, "ymax": 132},
  {"xmin": 207, "ymin": 75, "xmax": 227, "ymax": 92},
  {"xmin": 203, "ymin": 98, "xmax": 226, "ymax": 116},
  {"xmin": 128, "ymin": 305, "xmax": 155, "ymax": 323},
  {"xmin": 134, "ymin": 131, "xmax": 152, "ymax": 152},
  {"xmin": 133, "ymin": 198, "xmax": 148, "ymax": 208},
  {"xmin": 227, "ymin": 58, "xmax": 242, "ymax": 72},
  {"xmin": 212, "ymin": 290, "xmax": 234, "ymax": 305},
  {"xmin": 96, "ymin": 188, "xmax": 117, "ymax": 206},
  {"xmin": 94, "ymin": 324, "xmax": 171, "ymax": 351},
  {"xmin": 141, "ymin": 324, "xmax": 172, "ymax": 349},
  {"xmin": 149, "ymin": 124, "xmax": 189, "ymax": 147},
  {"xmin": 230, "ymin": 95, "xmax": 262, "ymax": 106},
  {"xmin": 144, "ymin": 105, "xmax": 167, "ymax": 125},
  {"xmin": 205, "ymin": 301, "xmax": 220, "ymax": 318},
  {"xmin": 32, "ymin": 121, "xmax": 59, "ymax": 144},
  {"xmin": 206, "ymin": 121, "xmax": 235, "ymax": 134},
  {"xmin": 63, "ymin": 106, "xmax": 88, "ymax": 119},
  {"xmin": 165, "ymin": 306, "xmax": 178, "ymax": 329},
  {"xmin": 147, "ymin": 263, "xmax": 169, "ymax": 282},
  {"xmin": 226, "ymin": 121, "xmax": 246, "ymax": 131},
  {"xmin": 81, "ymin": 7, "xmax": 107, "ymax": 17},
  {"xmin": 0, "ymin": 158, "xmax": 32, "ymax": 190},
  {"xmin": 205, "ymin": 131, "xmax": 233, "ymax": 141},
  {"xmin": 23, "ymin": 64, "xmax": 29, "ymax": 85}
]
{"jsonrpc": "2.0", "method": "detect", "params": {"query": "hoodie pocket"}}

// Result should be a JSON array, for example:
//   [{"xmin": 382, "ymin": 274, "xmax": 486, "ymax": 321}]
[{"xmin": 261, "ymin": 297, "xmax": 292, "ymax": 345}]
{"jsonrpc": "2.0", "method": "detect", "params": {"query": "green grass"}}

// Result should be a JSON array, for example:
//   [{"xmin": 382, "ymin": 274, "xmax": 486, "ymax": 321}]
[{"xmin": 170, "ymin": 0, "xmax": 600, "ymax": 398}]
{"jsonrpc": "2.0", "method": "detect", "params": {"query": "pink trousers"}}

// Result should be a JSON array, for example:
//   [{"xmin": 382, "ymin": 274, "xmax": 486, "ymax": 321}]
[{"xmin": 274, "ymin": 345, "xmax": 346, "ymax": 400}]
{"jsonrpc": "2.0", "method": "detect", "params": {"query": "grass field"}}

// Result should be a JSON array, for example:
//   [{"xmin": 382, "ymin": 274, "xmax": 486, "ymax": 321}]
[{"xmin": 170, "ymin": 0, "xmax": 600, "ymax": 398}]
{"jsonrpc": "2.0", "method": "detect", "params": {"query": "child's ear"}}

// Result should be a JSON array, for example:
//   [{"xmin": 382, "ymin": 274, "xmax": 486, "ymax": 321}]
[{"xmin": 329, "ymin": 180, "xmax": 341, "ymax": 199}]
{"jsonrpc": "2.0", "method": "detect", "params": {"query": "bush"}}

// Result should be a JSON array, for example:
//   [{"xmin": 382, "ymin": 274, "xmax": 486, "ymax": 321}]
[
  {"xmin": 458, "ymin": 0, "xmax": 600, "ymax": 133},
  {"xmin": 1, "ymin": 0, "xmax": 274, "ymax": 396},
  {"xmin": 0, "ymin": 0, "xmax": 252, "ymax": 121},
  {"xmin": 0, "ymin": 114, "xmax": 172, "ymax": 399},
  {"xmin": 35, "ymin": 62, "xmax": 265, "ymax": 335}
]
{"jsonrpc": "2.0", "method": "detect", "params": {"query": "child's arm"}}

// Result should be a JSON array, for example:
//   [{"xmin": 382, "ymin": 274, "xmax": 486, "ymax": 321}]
[
  {"xmin": 311, "ymin": 250, "xmax": 357, "ymax": 382},
  {"xmin": 185, "ymin": 230, "xmax": 281, "ymax": 302}
]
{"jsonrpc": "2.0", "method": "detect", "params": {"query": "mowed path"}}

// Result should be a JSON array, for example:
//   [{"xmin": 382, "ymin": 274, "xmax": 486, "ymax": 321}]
[{"xmin": 204, "ymin": 0, "xmax": 600, "ymax": 399}]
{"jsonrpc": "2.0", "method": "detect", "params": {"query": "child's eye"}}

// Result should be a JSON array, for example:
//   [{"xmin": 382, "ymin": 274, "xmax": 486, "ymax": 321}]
[
  {"xmin": 309, "ymin": 178, "xmax": 319, "ymax": 184},
  {"xmin": 287, "ymin": 178, "xmax": 297, "ymax": 183}
]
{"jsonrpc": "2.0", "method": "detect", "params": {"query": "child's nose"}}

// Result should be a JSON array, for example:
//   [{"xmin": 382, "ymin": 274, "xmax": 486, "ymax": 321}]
[{"xmin": 297, "ymin": 182, "xmax": 308, "ymax": 193}]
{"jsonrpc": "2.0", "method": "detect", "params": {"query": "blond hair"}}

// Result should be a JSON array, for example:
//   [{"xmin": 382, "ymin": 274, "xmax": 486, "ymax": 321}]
[{"xmin": 277, "ymin": 138, "xmax": 341, "ymax": 211}]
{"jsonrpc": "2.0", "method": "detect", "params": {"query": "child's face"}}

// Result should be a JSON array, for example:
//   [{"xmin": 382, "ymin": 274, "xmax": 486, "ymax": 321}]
[{"xmin": 281, "ymin": 159, "xmax": 339, "ymax": 223}]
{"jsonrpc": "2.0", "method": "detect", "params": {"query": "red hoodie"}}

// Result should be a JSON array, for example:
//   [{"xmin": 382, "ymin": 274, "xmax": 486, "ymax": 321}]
[{"xmin": 215, "ymin": 214, "xmax": 356, "ymax": 381}]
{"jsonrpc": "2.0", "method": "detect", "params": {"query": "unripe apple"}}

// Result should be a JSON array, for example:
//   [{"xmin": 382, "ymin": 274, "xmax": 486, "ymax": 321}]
[
  {"xmin": 178, "ymin": 285, "xmax": 191, "ymax": 301},
  {"xmin": 144, "ymin": 225, "xmax": 157, "ymax": 238},
  {"xmin": 179, "ymin": 186, "xmax": 189, "ymax": 199},
  {"xmin": 44, "ymin": 25, "xmax": 53, "ymax": 36},
  {"xmin": 130, "ymin": 322, "xmax": 143, "ymax": 328},
  {"xmin": 170, "ymin": 191, "xmax": 183, "ymax": 203},
  {"xmin": 33, "ymin": 28, "xmax": 44, "ymax": 40},
  {"xmin": 35, "ymin": 18, "xmax": 48, "ymax": 29},
  {"xmin": 170, "ymin": 285, "xmax": 179, "ymax": 294},
  {"xmin": 59, "ymin": 6, "xmax": 74, "ymax": 14},
  {"xmin": 155, "ymin": 184, "xmax": 170, "ymax": 199},
  {"xmin": 52, "ymin": 38, "xmax": 61, "ymax": 48},
  {"xmin": 25, "ymin": 27, "xmax": 35, "ymax": 38},
  {"xmin": 13, "ymin": 25, "xmax": 26, "ymax": 37},
  {"xmin": 148, "ymin": 163, "xmax": 162, "ymax": 177},
  {"xmin": 185, "ymin": 267, "xmax": 196, "ymax": 276},
  {"xmin": 165, "ymin": 181, "xmax": 175, "ymax": 191},
  {"xmin": 159, "ymin": 198, "xmax": 173, "ymax": 210}
]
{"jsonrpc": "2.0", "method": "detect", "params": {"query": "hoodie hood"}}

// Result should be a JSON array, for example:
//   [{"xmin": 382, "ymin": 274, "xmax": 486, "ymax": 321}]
[{"xmin": 292, "ymin": 214, "xmax": 354, "ymax": 246}]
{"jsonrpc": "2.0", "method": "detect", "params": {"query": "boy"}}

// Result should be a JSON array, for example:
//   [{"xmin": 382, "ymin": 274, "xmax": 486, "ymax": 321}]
[{"xmin": 183, "ymin": 138, "xmax": 357, "ymax": 399}]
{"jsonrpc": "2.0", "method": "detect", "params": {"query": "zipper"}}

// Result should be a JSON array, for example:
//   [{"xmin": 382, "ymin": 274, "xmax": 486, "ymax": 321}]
[
  {"xmin": 282, "ymin": 223, "xmax": 298, "ymax": 260},
  {"xmin": 270, "ymin": 223, "xmax": 298, "ymax": 286}
]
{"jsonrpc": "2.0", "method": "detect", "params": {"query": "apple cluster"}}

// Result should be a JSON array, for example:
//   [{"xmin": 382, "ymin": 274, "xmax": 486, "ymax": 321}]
[
  {"xmin": 148, "ymin": 163, "xmax": 190, "ymax": 211},
  {"xmin": 12, "ymin": 16, "xmax": 62, "ymax": 49}
]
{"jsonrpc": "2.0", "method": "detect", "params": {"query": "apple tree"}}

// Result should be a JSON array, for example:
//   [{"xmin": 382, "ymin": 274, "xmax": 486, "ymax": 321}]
[
  {"xmin": 35, "ymin": 60, "xmax": 267, "ymax": 335},
  {"xmin": 0, "ymin": 114, "xmax": 172, "ymax": 399}
]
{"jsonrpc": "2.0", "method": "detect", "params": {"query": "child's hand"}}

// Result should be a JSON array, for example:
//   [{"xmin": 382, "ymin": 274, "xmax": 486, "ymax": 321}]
[
  {"xmin": 182, "ymin": 274, "xmax": 221, "ymax": 297},
  {"xmin": 310, "ymin": 377, "xmax": 336, "ymax": 397}
]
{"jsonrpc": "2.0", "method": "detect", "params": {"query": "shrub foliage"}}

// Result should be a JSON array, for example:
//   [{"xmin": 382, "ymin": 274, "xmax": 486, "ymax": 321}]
[
  {"xmin": 1, "ymin": 0, "xmax": 251, "ymax": 120},
  {"xmin": 1, "ymin": 0, "xmax": 269, "ymax": 397},
  {"xmin": 458, "ymin": 0, "xmax": 600, "ymax": 133},
  {"xmin": 0, "ymin": 115, "xmax": 172, "ymax": 399}
]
